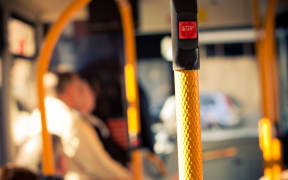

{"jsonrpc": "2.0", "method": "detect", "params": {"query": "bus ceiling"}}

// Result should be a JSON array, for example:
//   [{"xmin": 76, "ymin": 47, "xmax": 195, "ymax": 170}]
[
  {"xmin": 4, "ymin": 0, "xmax": 288, "ymax": 32},
  {"xmin": 7, "ymin": 0, "xmax": 88, "ymax": 22}
]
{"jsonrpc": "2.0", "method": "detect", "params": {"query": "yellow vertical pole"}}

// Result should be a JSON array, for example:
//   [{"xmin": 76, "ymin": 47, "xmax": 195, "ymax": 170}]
[
  {"xmin": 174, "ymin": 70, "xmax": 203, "ymax": 179},
  {"xmin": 264, "ymin": 0, "xmax": 279, "ymax": 125},
  {"xmin": 271, "ymin": 139, "xmax": 282, "ymax": 179},
  {"xmin": 116, "ymin": 0, "xmax": 142, "ymax": 179},
  {"xmin": 36, "ymin": 0, "xmax": 91, "ymax": 175},
  {"xmin": 254, "ymin": 0, "xmax": 278, "ymax": 123},
  {"xmin": 253, "ymin": 0, "xmax": 280, "ymax": 179},
  {"xmin": 170, "ymin": 0, "xmax": 203, "ymax": 179}
]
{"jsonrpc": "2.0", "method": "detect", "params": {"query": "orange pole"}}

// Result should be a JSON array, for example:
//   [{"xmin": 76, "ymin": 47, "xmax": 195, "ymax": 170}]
[
  {"xmin": 253, "ymin": 0, "xmax": 280, "ymax": 179},
  {"xmin": 174, "ymin": 70, "xmax": 203, "ymax": 180},
  {"xmin": 36, "ymin": 0, "xmax": 91, "ymax": 175},
  {"xmin": 169, "ymin": 0, "xmax": 202, "ymax": 178},
  {"xmin": 263, "ymin": 0, "xmax": 279, "ymax": 123},
  {"xmin": 255, "ymin": 0, "xmax": 278, "ymax": 123},
  {"xmin": 267, "ymin": 0, "xmax": 278, "ymax": 119},
  {"xmin": 116, "ymin": 0, "xmax": 142, "ymax": 179}
]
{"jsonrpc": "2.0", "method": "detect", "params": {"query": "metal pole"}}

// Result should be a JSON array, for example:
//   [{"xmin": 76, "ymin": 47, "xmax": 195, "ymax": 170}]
[
  {"xmin": 253, "ymin": 0, "xmax": 280, "ymax": 179},
  {"xmin": 170, "ymin": 0, "xmax": 203, "ymax": 179},
  {"xmin": 0, "ymin": 0, "xmax": 13, "ymax": 166},
  {"xmin": 116, "ymin": 0, "xmax": 143, "ymax": 179},
  {"xmin": 35, "ymin": 0, "xmax": 91, "ymax": 175}
]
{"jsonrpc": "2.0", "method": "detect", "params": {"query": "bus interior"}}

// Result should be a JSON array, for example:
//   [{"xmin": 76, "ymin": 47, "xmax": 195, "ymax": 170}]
[{"xmin": 0, "ymin": 0, "xmax": 288, "ymax": 180}]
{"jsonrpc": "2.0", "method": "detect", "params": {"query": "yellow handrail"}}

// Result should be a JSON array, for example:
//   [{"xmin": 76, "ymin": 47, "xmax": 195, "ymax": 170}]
[
  {"xmin": 36, "ymin": 0, "xmax": 141, "ymax": 178},
  {"xmin": 253, "ymin": 0, "xmax": 280, "ymax": 179},
  {"xmin": 36, "ymin": 0, "xmax": 91, "ymax": 175},
  {"xmin": 254, "ymin": 0, "xmax": 278, "ymax": 123},
  {"xmin": 169, "ymin": 0, "xmax": 202, "ymax": 178},
  {"xmin": 175, "ymin": 70, "xmax": 203, "ymax": 180},
  {"xmin": 264, "ymin": 0, "xmax": 279, "ymax": 124},
  {"xmin": 116, "ymin": 0, "xmax": 143, "ymax": 179}
]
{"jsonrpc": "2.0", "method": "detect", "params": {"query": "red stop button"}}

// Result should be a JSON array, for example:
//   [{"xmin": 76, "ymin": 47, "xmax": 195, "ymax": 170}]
[{"xmin": 179, "ymin": 21, "xmax": 197, "ymax": 39}]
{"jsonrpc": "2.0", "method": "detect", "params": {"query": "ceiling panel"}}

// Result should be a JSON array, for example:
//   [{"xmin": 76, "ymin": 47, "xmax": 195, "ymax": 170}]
[
  {"xmin": 140, "ymin": 0, "xmax": 253, "ymax": 33},
  {"xmin": 10, "ymin": 0, "xmax": 288, "ymax": 29},
  {"xmin": 12, "ymin": 0, "xmax": 88, "ymax": 22}
]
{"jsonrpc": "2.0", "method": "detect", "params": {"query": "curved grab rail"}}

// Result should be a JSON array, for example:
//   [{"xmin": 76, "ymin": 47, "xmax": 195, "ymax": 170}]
[
  {"xmin": 116, "ymin": 0, "xmax": 142, "ymax": 179},
  {"xmin": 36, "ymin": 0, "xmax": 91, "ymax": 175},
  {"xmin": 36, "ymin": 0, "xmax": 141, "ymax": 178}
]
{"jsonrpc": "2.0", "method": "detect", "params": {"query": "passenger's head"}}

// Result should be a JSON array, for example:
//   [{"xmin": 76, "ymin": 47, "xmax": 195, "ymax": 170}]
[
  {"xmin": 55, "ymin": 72, "xmax": 78, "ymax": 95},
  {"xmin": 55, "ymin": 72, "xmax": 95, "ymax": 113},
  {"xmin": 55, "ymin": 72, "xmax": 83, "ymax": 110},
  {"xmin": 0, "ymin": 165, "xmax": 39, "ymax": 180},
  {"xmin": 78, "ymin": 80, "xmax": 96, "ymax": 114}
]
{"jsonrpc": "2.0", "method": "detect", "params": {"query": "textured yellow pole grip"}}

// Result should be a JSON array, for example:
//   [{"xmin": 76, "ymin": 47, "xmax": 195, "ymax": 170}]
[{"xmin": 175, "ymin": 70, "xmax": 203, "ymax": 180}]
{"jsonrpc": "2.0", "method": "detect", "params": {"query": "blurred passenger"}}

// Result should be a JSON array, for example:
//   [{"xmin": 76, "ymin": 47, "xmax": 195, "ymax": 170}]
[
  {"xmin": 16, "ymin": 135, "xmax": 67, "ymax": 178},
  {"xmin": 76, "ymin": 80, "xmax": 131, "ymax": 167},
  {"xmin": 79, "ymin": 61, "xmax": 166, "ymax": 176},
  {"xmin": 19, "ymin": 72, "xmax": 131, "ymax": 179},
  {"xmin": 12, "ymin": 73, "xmax": 58, "ymax": 147},
  {"xmin": 0, "ymin": 165, "xmax": 39, "ymax": 180}
]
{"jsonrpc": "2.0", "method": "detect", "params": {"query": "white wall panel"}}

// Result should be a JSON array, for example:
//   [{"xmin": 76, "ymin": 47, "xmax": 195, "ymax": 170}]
[{"xmin": 140, "ymin": 0, "xmax": 253, "ymax": 33}]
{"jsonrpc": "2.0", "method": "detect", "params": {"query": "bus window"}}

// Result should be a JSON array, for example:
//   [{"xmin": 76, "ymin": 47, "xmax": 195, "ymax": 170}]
[{"xmin": 8, "ymin": 17, "xmax": 37, "ymax": 59}]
